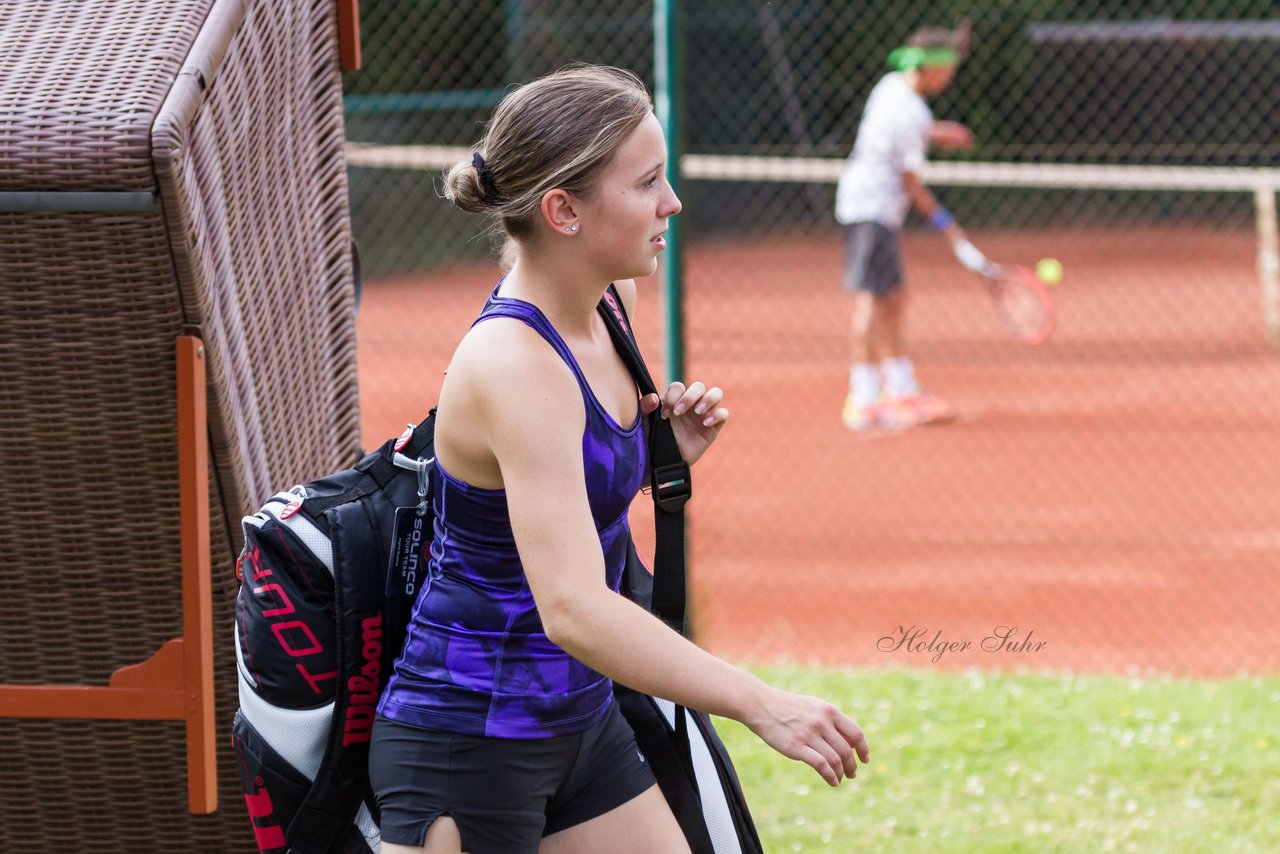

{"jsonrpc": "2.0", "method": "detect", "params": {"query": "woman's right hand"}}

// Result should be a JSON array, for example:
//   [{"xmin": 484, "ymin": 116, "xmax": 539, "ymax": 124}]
[
  {"xmin": 744, "ymin": 686, "xmax": 870, "ymax": 787},
  {"xmin": 641, "ymin": 380, "xmax": 729, "ymax": 466}
]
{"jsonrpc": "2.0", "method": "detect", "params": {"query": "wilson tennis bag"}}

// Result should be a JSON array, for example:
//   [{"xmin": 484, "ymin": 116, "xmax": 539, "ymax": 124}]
[
  {"xmin": 232, "ymin": 286, "xmax": 760, "ymax": 853},
  {"xmin": 232, "ymin": 417, "xmax": 436, "ymax": 853}
]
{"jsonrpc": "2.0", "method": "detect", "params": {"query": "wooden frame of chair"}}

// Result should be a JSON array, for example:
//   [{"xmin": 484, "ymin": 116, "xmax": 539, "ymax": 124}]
[
  {"xmin": 338, "ymin": 0, "xmax": 361, "ymax": 70},
  {"xmin": 0, "ymin": 336, "xmax": 218, "ymax": 815}
]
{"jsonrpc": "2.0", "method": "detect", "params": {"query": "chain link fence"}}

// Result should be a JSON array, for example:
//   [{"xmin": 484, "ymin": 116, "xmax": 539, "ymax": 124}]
[{"xmin": 345, "ymin": 1, "xmax": 1280, "ymax": 677}]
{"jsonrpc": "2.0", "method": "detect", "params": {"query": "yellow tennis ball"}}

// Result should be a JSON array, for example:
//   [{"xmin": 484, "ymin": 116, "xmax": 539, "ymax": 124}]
[{"xmin": 1036, "ymin": 257, "xmax": 1063, "ymax": 285}]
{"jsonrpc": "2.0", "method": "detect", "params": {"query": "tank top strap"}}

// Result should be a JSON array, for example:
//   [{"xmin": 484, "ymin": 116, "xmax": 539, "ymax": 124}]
[{"xmin": 474, "ymin": 293, "xmax": 594, "ymax": 396}]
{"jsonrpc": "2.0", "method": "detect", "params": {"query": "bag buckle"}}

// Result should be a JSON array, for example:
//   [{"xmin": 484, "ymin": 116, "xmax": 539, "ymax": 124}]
[{"xmin": 652, "ymin": 462, "xmax": 692, "ymax": 513}]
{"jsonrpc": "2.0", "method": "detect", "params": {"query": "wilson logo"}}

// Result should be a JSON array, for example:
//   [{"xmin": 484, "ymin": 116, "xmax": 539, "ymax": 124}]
[{"xmin": 342, "ymin": 613, "xmax": 383, "ymax": 746}]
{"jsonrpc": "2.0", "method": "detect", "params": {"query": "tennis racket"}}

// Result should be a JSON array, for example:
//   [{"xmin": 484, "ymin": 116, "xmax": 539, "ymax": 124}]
[{"xmin": 979, "ymin": 263, "xmax": 1056, "ymax": 346}]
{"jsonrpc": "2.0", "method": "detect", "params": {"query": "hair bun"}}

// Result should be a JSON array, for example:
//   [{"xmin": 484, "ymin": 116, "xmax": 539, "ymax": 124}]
[{"xmin": 443, "ymin": 159, "xmax": 492, "ymax": 214}]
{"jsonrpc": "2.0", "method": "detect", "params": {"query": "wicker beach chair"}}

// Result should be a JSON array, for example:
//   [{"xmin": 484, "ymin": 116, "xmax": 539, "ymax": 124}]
[{"xmin": 0, "ymin": 1, "xmax": 362, "ymax": 848}]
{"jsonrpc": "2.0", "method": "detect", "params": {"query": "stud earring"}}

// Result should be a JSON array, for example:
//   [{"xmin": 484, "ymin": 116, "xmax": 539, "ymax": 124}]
[{"xmin": 566, "ymin": 225, "xmax": 578, "ymax": 233}]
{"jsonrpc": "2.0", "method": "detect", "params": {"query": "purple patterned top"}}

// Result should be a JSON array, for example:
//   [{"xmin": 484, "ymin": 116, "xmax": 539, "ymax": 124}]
[{"xmin": 378, "ymin": 288, "xmax": 646, "ymax": 738}]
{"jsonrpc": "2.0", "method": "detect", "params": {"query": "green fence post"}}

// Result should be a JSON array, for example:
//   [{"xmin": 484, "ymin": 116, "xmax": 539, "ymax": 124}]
[
  {"xmin": 504, "ymin": 0, "xmax": 526, "ymax": 81},
  {"xmin": 654, "ymin": 0, "xmax": 685, "ymax": 383}
]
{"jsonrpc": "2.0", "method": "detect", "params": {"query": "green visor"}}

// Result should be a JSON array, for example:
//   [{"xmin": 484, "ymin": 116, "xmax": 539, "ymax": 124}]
[{"xmin": 887, "ymin": 46, "xmax": 961, "ymax": 71}]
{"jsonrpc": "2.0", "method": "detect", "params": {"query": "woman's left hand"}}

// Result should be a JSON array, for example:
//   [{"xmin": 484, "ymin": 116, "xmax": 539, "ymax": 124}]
[{"xmin": 641, "ymin": 381, "xmax": 728, "ymax": 465}]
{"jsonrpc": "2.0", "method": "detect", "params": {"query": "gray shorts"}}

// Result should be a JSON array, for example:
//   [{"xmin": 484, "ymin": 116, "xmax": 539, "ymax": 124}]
[
  {"xmin": 369, "ymin": 701, "xmax": 655, "ymax": 853},
  {"xmin": 842, "ymin": 221, "xmax": 903, "ymax": 296}
]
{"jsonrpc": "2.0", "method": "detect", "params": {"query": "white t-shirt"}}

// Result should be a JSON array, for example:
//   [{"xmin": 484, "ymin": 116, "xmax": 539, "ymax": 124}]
[{"xmin": 834, "ymin": 72, "xmax": 933, "ymax": 228}]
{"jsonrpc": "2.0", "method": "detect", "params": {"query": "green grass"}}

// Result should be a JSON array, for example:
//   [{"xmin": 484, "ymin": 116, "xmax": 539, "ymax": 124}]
[{"xmin": 717, "ymin": 667, "xmax": 1280, "ymax": 853}]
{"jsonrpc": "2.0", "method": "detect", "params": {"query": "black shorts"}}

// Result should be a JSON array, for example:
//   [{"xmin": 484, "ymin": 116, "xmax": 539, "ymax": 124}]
[
  {"xmin": 843, "ymin": 221, "xmax": 903, "ymax": 296},
  {"xmin": 368, "ymin": 701, "xmax": 656, "ymax": 853}
]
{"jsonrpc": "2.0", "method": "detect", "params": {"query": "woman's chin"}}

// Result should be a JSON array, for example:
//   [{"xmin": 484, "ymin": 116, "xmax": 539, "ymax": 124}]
[{"xmin": 634, "ymin": 258, "xmax": 660, "ymax": 278}]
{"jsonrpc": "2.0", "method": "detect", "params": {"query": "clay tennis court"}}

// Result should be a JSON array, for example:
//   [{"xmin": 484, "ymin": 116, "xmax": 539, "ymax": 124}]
[{"xmin": 357, "ymin": 225, "xmax": 1280, "ymax": 679}]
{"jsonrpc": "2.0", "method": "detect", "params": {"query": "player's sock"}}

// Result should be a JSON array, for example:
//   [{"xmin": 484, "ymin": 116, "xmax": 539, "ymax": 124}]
[
  {"xmin": 850, "ymin": 363, "xmax": 880, "ymax": 408},
  {"xmin": 881, "ymin": 356, "xmax": 920, "ymax": 399}
]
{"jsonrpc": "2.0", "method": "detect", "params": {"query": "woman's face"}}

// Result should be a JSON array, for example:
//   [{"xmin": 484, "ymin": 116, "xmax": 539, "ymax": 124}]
[{"xmin": 575, "ymin": 112, "xmax": 682, "ymax": 281}]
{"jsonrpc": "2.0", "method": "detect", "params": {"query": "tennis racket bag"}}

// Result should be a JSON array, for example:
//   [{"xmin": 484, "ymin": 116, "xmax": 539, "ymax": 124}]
[
  {"xmin": 232, "ymin": 417, "xmax": 436, "ymax": 854},
  {"xmin": 616, "ymin": 687, "xmax": 763, "ymax": 854},
  {"xmin": 613, "ymin": 541, "xmax": 763, "ymax": 854},
  {"xmin": 231, "ymin": 287, "xmax": 761, "ymax": 853}
]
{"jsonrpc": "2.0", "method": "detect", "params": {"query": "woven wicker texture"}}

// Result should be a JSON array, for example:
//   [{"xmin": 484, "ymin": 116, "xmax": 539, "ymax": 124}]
[
  {"xmin": 0, "ymin": 1, "xmax": 360, "ymax": 849},
  {"xmin": 0, "ymin": 3, "xmax": 209, "ymax": 192}
]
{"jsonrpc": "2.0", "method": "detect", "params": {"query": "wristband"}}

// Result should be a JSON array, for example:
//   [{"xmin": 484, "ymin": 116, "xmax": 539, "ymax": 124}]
[
  {"xmin": 953, "ymin": 238, "xmax": 989, "ymax": 274},
  {"xmin": 929, "ymin": 208, "xmax": 954, "ymax": 231}
]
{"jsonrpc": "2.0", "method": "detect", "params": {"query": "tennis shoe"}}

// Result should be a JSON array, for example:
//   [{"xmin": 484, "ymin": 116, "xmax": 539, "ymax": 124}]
[
  {"xmin": 891, "ymin": 392, "xmax": 957, "ymax": 425},
  {"xmin": 843, "ymin": 396, "xmax": 919, "ymax": 431}
]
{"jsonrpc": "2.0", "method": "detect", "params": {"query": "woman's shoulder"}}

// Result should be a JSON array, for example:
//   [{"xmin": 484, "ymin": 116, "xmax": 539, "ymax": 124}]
[
  {"xmin": 445, "ymin": 316, "xmax": 583, "ymax": 424},
  {"xmin": 438, "ymin": 316, "xmax": 583, "ymax": 445},
  {"xmin": 453, "ymin": 314, "xmax": 561, "ymax": 382}
]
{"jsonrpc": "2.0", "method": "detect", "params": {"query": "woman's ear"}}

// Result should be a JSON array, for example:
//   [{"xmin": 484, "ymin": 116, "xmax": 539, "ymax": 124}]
[{"xmin": 540, "ymin": 189, "xmax": 580, "ymax": 235}]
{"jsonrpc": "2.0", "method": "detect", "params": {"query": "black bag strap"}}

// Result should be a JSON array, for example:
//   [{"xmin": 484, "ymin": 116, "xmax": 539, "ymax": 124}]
[
  {"xmin": 597, "ymin": 284, "xmax": 689, "ymax": 635},
  {"xmin": 598, "ymin": 286, "xmax": 703, "ymax": 813},
  {"xmin": 284, "ymin": 422, "xmax": 436, "ymax": 851},
  {"xmin": 286, "ymin": 505, "xmax": 386, "ymax": 853}
]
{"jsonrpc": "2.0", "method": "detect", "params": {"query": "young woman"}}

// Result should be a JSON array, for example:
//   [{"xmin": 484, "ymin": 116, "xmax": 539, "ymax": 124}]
[{"xmin": 370, "ymin": 65, "xmax": 870, "ymax": 854}]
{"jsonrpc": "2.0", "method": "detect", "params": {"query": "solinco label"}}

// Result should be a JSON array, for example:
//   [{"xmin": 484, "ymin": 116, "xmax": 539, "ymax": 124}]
[{"xmin": 386, "ymin": 506, "xmax": 431, "ymax": 599}]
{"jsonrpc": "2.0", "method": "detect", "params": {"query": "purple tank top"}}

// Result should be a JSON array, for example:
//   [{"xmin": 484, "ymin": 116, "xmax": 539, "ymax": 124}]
[{"xmin": 378, "ymin": 288, "xmax": 647, "ymax": 738}]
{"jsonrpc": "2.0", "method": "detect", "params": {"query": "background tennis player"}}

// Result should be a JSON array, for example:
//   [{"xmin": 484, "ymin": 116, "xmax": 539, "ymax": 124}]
[{"xmin": 836, "ymin": 21, "xmax": 994, "ymax": 431}]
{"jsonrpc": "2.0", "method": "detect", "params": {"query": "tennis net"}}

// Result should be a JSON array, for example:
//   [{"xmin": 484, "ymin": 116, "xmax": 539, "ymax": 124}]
[{"xmin": 346, "ymin": 144, "xmax": 1280, "ymax": 345}]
